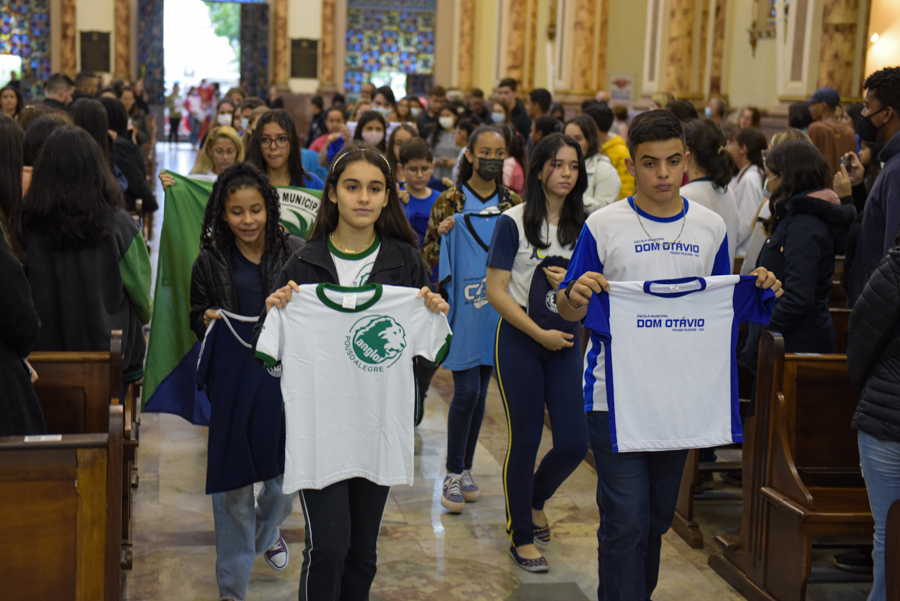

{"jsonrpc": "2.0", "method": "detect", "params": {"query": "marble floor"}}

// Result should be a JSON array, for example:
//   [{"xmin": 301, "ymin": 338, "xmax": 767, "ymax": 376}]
[{"xmin": 125, "ymin": 144, "xmax": 874, "ymax": 601}]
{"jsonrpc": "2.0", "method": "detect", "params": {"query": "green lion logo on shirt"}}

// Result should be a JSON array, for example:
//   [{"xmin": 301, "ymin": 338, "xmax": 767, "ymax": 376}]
[{"xmin": 346, "ymin": 315, "xmax": 407, "ymax": 371}]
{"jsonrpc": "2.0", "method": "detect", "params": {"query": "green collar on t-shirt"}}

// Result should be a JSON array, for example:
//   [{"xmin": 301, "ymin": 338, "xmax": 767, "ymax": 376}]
[
  {"xmin": 315, "ymin": 283, "xmax": 383, "ymax": 312},
  {"xmin": 327, "ymin": 231, "xmax": 381, "ymax": 261}
]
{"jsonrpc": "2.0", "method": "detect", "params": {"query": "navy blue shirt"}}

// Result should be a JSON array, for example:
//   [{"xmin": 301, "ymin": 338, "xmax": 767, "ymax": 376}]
[{"xmin": 233, "ymin": 247, "xmax": 265, "ymax": 316}]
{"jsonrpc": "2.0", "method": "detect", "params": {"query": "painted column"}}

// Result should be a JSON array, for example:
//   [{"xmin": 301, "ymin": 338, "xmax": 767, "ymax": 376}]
[
  {"xmin": 506, "ymin": 0, "xmax": 527, "ymax": 83},
  {"xmin": 570, "ymin": 0, "xmax": 596, "ymax": 93},
  {"xmin": 60, "ymin": 0, "xmax": 77, "ymax": 74},
  {"xmin": 457, "ymin": 0, "xmax": 475, "ymax": 90},
  {"xmin": 320, "ymin": 0, "xmax": 337, "ymax": 90},
  {"xmin": 665, "ymin": 0, "xmax": 695, "ymax": 95},
  {"xmin": 114, "ymin": 0, "xmax": 130, "ymax": 78},
  {"xmin": 272, "ymin": 0, "xmax": 288, "ymax": 84},
  {"xmin": 817, "ymin": 0, "xmax": 870, "ymax": 97}
]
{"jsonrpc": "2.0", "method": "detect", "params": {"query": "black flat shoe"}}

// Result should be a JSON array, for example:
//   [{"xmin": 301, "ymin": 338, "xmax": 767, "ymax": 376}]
[{"xmin": 509, "ymin": 545, "xmax": 550, "ymax": 572}]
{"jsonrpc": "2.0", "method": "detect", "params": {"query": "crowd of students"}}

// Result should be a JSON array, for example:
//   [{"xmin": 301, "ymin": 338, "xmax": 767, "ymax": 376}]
[{"xmin": 2, "ymin": 64, "xmax": 900, "ymax": 601}]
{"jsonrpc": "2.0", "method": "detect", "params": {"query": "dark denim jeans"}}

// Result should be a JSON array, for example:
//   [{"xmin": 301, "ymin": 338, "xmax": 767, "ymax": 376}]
[
  {"xmin": 587, "ymin": 411, "xmax": 689, "ymax": 601},
  {"xmin": 446, "ymin": 365, "xmax": 493, "ymax": 474}
]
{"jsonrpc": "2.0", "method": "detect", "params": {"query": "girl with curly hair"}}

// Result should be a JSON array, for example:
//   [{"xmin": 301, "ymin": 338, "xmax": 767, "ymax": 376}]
[{"xmin": 189, "ymin": 162, "xmax": 303, "ymax": 599}]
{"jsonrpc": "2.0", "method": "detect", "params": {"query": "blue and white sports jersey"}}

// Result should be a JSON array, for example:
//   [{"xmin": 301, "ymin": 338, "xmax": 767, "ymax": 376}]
[
  {"xmin": 562, "ymin": 196, "xmax": 732, "ymax": 412},
  {"xmin": 584, "ymin": 275, "xmax": 774, "ymax": 452},
  {"xmin": 439, "ymin": 213, "xmax": 501, "ymax": 370}
]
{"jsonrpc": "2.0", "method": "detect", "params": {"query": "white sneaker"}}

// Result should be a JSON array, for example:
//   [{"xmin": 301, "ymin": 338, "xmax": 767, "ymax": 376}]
[{"xmin": 264, "ymin": 531, "xmax": 289, "ymax": 571}]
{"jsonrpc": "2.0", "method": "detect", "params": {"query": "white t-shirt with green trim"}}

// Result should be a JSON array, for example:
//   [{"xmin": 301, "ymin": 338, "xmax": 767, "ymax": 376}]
[
  {"xmin": 329, "ymin": 233, "xmax": 381, "ymax": 287},
  {"xmin": 256, "ymin": 283, "xmax": 452, "ymax": 492}
]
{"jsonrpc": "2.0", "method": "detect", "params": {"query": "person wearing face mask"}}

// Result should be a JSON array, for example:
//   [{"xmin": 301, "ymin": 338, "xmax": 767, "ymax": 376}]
[
  {"xmin": 372, "ymin": 86, "xmax": 397, "ymax": 122},
  {"xmin": 421, "ymin": 125, "xmax": 520, "ymax": 276},
  {"xmin": 485, "ymin": 133, "xmax": 589, "ymax": 571},
  {"xmin": 236, "ymin": 97, "xmax": 265, "ymax": 134},
  {"xmin": 430, "ymin": 104, "xmax": 462, "ymax": 183},
  {"xmin": 351, "ymin": 110, "xmax": 388, "ymax": 154},
  {"xmin": 407, "ymin": 96, "xmax": 424, "ymax": 121},
  {"xmin": 704, "ymin": 97, "xmax": 728, "ymax": 126},
  {"xmin": 845, "ymin": 67, "xmax": 900, "ymax": 310},
  {"xmin": 490, "ymin": 100, "xmax": 509, "ymax": 126}
]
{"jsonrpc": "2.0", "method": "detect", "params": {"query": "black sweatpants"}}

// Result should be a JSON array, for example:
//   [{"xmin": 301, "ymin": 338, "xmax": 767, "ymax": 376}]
[
  {"xmin": 495, "ymin": 318, "xmax": 589, "ymax": 548},
  {"xmin": 297, "ymin": 478, "xmax": 390, "ymax": 601}
]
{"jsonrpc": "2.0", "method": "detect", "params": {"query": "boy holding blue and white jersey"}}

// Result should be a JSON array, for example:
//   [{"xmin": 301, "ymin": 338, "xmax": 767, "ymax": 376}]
[{"xmin": 557, "ymin": 110, "xmax": 782, "ymax": 601}]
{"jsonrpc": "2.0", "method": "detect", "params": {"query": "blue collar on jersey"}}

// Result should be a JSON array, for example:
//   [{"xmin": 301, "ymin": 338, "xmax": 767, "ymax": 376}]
[
  {"xmin": 642, "ymin": 276, "xmax": 708, "ymax": 298},
  {"xmin": 627, "ymin": 196, "xmax": 690, "ymax": 223}
]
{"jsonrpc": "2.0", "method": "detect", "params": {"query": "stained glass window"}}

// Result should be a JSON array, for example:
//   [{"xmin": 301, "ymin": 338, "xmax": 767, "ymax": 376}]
[
  {"xmin": 0, "ymin": 0, "xmax": 52, "ymax": 100},
  {"xmin": 345, "ymin": 0, "xmax": 435, "ymax": 95}
]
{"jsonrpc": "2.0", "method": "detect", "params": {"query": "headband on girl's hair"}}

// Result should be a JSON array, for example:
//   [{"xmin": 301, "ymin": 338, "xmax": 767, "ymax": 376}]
[{"xmin": 332, "ymin": 146, "xmax": 392, "ymax": 173}]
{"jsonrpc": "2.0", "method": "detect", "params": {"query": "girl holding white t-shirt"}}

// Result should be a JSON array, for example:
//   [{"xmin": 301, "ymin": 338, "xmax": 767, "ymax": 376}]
[
  {"xmin": 485, "ymin": 133, "xmax": 590, "ymax": 572},
  {"xmin": 260, "ymin": 143, "xmax": 448, "ymax": 601}
]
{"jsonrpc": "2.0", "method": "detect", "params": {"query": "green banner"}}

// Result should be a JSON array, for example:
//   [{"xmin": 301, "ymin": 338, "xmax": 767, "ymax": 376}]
[{"xmin": 143, "ymin": 172, "xmax": 322, "ymax": 407}]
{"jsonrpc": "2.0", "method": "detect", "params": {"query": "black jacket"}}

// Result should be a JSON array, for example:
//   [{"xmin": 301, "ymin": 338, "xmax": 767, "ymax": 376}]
[
  {"xmin": 272, "ymin": 233, "xmax": 429, "ymax": 290},
  {"xmin": 252, "ymin": 234, "xmax": 429, "ymax": 344},
  {"xmin": 113, "ymin": 137, "xmax": 158, "ymax": 213},
  {"xmin": 849, "ymin": 247, "xmax": 900, "ymax": 442},
  {"xmin": 741, "ymin": 193, "xmax": 856, "ymax": 369},
  {"xmin": 509, "ymin": 99, "xmax": 532, "ymax": 141},
  {"xmin": 189, "ymin": 236, "xmax": 304, "ymax": 341},
  {"xmin": 0, "ymin": 233, "xmax": 46, "ymax": 436}
]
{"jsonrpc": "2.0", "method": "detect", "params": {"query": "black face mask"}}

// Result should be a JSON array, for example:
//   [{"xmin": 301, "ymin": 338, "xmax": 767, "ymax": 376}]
[
  {"xmin": 856, "ymin": 106, "xmax": 889, "ymax": 143},
  {"xmin": 475, "ymin": 157, "xmax": 504, "ymax": 181}
]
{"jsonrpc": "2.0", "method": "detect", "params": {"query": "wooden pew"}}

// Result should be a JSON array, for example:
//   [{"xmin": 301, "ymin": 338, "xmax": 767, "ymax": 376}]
[
  {"xmin": 671, "ymin": 309, "xmax": 851, "ymax": 549},
  {"xmin": 27, "ymin": 331, "xmax": 138, "ymax": 569},
  {"xmin": 709, "ymin": 333, "xmax": 871, "ymax": 601},
  {"xmin": 0, "ymin": 405, "xmax": 123, "ymax": 601}
]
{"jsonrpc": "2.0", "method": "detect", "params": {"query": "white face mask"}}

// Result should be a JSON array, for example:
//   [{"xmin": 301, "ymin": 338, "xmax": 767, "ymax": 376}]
[
  {"xmin": 217, "ymin": 113, "xmax": 232, "ymax": 126},
  {"xmin": 240, "ymin": 117, "xmax": 249, "ymax": 130},
  {"xmin": 439, "ymin": 116, "xmax": 455, "ymax": 130},
  {"xmin": 361, "ymin": 130, "xmax": 384, "ymax": 146},
  {"xmin": 373, "ymin": 106, "xmax": 391, "ymax": 117},
  {"xmin": 491, "ymin": 112, "xmax": 506, "ymax": 124},
  {"xmin": 410, "ymin": 107, "xmax": 422, "ymax": 118}
]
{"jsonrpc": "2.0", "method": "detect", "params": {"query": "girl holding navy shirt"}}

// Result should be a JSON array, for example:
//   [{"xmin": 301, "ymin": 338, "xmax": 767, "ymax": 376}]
[{"xmin": 485, "ymin": 133, "xmax": 589, "ymax": 572}]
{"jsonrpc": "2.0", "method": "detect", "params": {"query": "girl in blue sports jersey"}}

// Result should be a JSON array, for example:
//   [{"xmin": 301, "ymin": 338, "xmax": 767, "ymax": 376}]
[
  {"xmin": 245, "ymin": 109, "xmax": 325, "ymax": 190},
  {"xmin": 189, "ymin": 162, "xmax": 302, "ymax": 600},
  {"xmin": 485, "ymin": 133, "xmax": 590, "ymax": 572}
]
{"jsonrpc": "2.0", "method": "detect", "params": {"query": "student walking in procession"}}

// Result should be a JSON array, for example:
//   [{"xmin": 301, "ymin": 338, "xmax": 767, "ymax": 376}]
[
  {"xmin": 256, "ymin": 144, "xmax": 450, "ymax": 601},
  {"xmin": 557, "ymin": 110, "xmax": 781, "ymax": 601},
  {"xmin": 486, "ymin": 132, "xmax": 590, "ymax": 572},
  {"xmin": 189, "ymin": 163, "xmax": 301, "ymax": 601}
]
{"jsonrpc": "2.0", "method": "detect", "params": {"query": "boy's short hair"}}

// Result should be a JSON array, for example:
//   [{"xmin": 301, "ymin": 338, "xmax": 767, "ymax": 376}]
[
  {"xmin": 470, "ymin": 88, "xmax": 485, "ymax": 99},
  {"xmin": 664, "ymin": 99, "xmax": 699, "ymax": 123},
  {"xmin": 311, "ymin": 95, "xmax": 324, "ymax": 110},
  {"xmin": 399, "ymin": 137, "xmax": 434, "ymax": 165},
  {"xmin": 499, "ymin": 78, "xmax": 518, "ymax": 91},
  {"xmin": 529, "ymin": 88, "xmax": 552, "ymax": 113},
  {"xmin": 534, "ymin": 115, "xmax": 561, "ymax": 137},
  {"xmin": 581, "ymin": 98, "xmax": 600, "ymax": 112},
  {"xmin": 457, "ymin": 117, "xmax": 479, "ymax": 137},
  {"xmin": 431, "ymin": 85, "xmax": 447, "ymax": 97},
  {"xmin": 585, "ymin": 103, "xmax": 615, "ymax": 134},
  {"xmin": 626, "ymin": 110, "xmax": 686, "ymax": 158}
]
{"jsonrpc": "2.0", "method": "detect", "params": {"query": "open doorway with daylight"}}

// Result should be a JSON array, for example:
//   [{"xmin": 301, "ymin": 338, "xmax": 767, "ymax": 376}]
[{"xmin": 158, "ymin": 0, "xmax": 269, "ymax": 142}]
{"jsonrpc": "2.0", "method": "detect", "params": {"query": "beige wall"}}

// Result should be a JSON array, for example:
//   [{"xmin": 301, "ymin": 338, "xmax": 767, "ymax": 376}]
[
  {"xmin": 75, "ymin": 0, "xmax": 116, "ymax": 74},
  {"xmin": 287, "ymin": 0, "xmax": 322, "ymax": 93},
  {"xmin": 866, "ymin": 0, "xmax": 900, "ymax": 77},
  {"xmin": 471, "ymin": 0, "xmax": 500, "ymax": 93},
  {"xmin": 721, "ymin": 0, "xmax": 780, "ymax": 109},
  {"xmin": 606, "ymin": 0, "xmax": 647, "ymax": 101}
]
